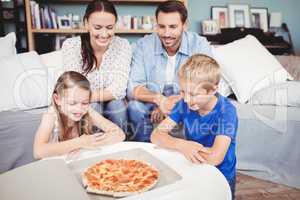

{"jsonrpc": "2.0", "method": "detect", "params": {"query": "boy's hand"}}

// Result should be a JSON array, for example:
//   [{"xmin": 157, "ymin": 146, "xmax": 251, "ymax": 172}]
[{"xmin": 176, "ymin": 140, "xmax": 211, "ymax": 164}]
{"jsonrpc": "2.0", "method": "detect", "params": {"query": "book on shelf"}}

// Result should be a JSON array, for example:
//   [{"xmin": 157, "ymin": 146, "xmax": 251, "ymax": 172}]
[{"xmin": 30, "ymin": 0, "xmax": 58, "ymax": 29}]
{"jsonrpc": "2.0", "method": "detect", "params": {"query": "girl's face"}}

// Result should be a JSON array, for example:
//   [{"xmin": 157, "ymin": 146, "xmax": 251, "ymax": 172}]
[
  {"xmin": 54, "ymin": 86, "xmax": 90, "ymax": 122},
  {"xmin": 85, "ymin": 11, "xmax": 116, "ymax": 49}
]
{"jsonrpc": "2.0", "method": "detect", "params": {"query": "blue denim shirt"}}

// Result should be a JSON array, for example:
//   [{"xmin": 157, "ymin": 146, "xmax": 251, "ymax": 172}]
[{"xmin": 127, "ymin": 31, "xmax": 213, "ymax": 99}]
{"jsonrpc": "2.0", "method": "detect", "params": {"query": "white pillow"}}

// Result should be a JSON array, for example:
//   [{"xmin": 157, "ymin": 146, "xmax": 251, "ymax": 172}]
[
  {"xmin": 0, "ymin": 51, "xmax": 51, "ymax": 111},
  {"xmin": 40, "ymin": 50, "xmax": 63, "ymax": 69},
  {"xmin": 0, "ymin": 32, "xmax": 17, "ymax": 59},
  {"xmin": 218, "ymin": 76, "xmax": 233, "ymax": 97},
  {"xmin": 213, "ymin": 35, "xmax": 292, "ymax": 103}
]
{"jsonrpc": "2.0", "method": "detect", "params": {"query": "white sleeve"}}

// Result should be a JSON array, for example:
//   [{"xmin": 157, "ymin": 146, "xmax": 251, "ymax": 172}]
[
  {"xmin": 61, "ymin": 37, "xmax": 82, "ymax": 73},
  {"xmin": 106, "ymin": 39, "xmax": 132, "ymax": 99}
]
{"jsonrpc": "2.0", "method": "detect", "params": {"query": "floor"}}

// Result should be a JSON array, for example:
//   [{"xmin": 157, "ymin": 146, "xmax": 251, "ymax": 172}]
[{"xmin": 236, "ymin": 172, "xmax": 300, "ymax": 200}]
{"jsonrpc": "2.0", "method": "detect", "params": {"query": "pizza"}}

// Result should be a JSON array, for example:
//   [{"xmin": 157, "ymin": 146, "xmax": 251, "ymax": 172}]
[{"xmin": 82, "ymin": 159, "xmax": 159, "ymax": 197}]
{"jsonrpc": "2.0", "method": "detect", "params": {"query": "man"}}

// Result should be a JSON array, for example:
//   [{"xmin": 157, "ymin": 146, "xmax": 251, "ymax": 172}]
[{"xmin": 127, "ymin": 0, "xmax": 212, "ymax": 142}]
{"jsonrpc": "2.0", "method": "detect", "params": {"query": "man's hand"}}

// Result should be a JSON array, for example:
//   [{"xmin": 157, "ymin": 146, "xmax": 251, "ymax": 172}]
[
  {"xmin": 176, "ymin": 140, "xmax": 211, "ymax": 164},
  {"xmin": 157, "ymin": 95, "xmax": 181, "ymax": 115},
  {"xmin": 150, "ymin": 107, "xmax": 165, "ymax": 123}
]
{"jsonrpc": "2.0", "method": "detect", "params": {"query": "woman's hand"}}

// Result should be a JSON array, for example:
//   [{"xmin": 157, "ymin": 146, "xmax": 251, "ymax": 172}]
[
  {"xmin": 78, "ymin": 132, "xmax": 106, "ymax": 149},
  {"xmin": 176, "ymin": 140, "xmax": 211, "ymax": 164}
]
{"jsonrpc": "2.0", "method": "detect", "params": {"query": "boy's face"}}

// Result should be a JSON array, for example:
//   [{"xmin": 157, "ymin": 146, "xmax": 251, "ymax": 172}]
[{"xmin": 179, "ymin": 78, "xmax": 218, "ymax": 111}]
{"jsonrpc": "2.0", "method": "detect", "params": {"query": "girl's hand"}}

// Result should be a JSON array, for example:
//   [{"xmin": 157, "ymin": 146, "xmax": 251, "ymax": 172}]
[
  {"xmin": 78, "ymin": 132, "xmax": 106, "ymax": 149},
  {"xmin": 176, "ymin": 140, "xmax": 211, "ymax": 164}
]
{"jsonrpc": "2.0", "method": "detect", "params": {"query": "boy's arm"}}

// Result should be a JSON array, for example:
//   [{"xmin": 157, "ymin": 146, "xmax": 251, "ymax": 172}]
[
  {"xmin": 151, "ymin": 117, "xmax": 210, "ymax": 164},
  {"xmin": 150, "ymin": 117, "xmax": 179, "ymax": 150},
  {"xmin": 199, "ymin": 135, "xmax": 231, "ymax": 166}
]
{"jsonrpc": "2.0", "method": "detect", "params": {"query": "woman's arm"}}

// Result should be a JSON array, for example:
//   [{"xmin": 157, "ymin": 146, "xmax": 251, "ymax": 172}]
[
  {"xmin": 61, "ymin": 37, "xmax": 82, "ymax": 72},
  {"xmin": 105, "ymin": 38, "xmax": 132, "ymax": 100},
  {"xmin": 88, "ymin": 107, "xmax": 126, "ymax": 145},
  {"xmin": 90, "ymin": 88, "xmax": 114, "ymax": 102}
]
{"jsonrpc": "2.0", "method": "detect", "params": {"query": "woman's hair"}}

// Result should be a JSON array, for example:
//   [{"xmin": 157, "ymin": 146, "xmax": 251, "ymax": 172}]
[
  {"xmin": 52, "ymin": 71, "xmax": 92, "ymax": 141},
  {"xmin": 81, "ymin": 0, "xmax": 118, "ymax": 75},
  {"xmin": 179, "ymin": 54, "xmax": 221, "ymax": 86},
  {"xmin": 155, "ymin": 0, "xmax": 187, "ymax": 24}
]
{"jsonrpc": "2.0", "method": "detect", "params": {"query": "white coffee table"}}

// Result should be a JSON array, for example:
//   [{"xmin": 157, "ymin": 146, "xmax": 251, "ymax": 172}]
[{"xmin": 63, "ymin": 141, "xmax": 231, "ymax": 200}]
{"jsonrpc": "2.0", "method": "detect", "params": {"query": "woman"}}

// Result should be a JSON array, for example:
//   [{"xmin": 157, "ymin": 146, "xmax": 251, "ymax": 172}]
[{"xmin": 61, "ymin": 0, "xmax": 132, "ymax": 134}]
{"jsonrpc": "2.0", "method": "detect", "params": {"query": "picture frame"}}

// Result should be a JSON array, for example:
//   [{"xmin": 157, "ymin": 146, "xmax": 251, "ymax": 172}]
[
  {"xmin": 202, "ymin": 20, "xmax": 220, "ymax": 35},
  {"xmin": 3, "ymin": 10, "xmax": 14, "ymax": 20},
  {"xmin": 57, "ymin": 15, "xmax": 72, "ymax": 29},
  {"xmin": 211, "ymin": 6, "xmax": 229, "ymax": 29},
  {"xmin": 228, "ymin": 4, "xmax": 251, "ymax": 28},
  {"xmin": 250, "ymin": 7, "xmax": 269, "ymax": 32}
]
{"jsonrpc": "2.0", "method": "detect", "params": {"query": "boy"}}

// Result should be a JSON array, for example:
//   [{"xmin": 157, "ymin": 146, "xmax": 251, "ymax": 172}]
[{"xmin": 151, "ymin": 54, "xmax": 238, "ymax": 199}]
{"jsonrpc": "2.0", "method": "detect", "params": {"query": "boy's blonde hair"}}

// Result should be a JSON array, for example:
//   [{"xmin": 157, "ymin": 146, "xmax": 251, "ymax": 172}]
[{"xmin": 178, "ymin": 54, "xmax": 220, "ymax": 86}]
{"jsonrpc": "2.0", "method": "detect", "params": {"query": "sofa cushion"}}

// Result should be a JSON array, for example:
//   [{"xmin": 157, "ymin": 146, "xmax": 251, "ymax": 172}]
[
  {"xmin": 250, "ymin": 81, "xmax": 300, "ymax": 107},
  {"xmin": 0, "ymin": 51, "xmax": 50, "ymax": 111}
]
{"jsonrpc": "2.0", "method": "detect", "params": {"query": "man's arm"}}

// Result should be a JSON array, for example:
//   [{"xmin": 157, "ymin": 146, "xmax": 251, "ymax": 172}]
[{"xmin": 133, "ymin": 85, "xmax": 164, "ymax": 105}]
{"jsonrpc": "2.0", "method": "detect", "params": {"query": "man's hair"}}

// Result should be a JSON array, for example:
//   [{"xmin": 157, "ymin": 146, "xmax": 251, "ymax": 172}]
[
  {"xmin": 155, "ymin": 0, "xmax": 187, "ymax": 23},
  {"xmin": 179, "ymin": 54, "xmax": 221, "ymax": 87}
]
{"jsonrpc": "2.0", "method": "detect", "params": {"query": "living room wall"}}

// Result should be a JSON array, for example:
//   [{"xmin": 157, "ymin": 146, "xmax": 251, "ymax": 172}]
[
  {"xmin": 188, "ymin": 0, "xmax": 300, "ymax": 54},
  {"xmin": 48, "ymin": 0, "xmax": 300, "ymax": 54}
]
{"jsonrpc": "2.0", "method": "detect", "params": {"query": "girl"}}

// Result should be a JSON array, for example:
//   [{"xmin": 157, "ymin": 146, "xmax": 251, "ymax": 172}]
[
  {"xmin": 61, "ymin": 0, "xmax": 132, "ymax": 133},
  {"xmin": 33, "ymin": 71, "xmax": 125, "ymax": 159}
]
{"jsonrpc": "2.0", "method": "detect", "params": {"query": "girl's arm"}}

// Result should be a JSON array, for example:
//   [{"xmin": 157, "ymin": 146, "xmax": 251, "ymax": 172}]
[
  {"xmin": 88, "ymin": 107, "xmax": 126, "ymax": 145},
  {"xmin": 33, "ymin": 110, "xmax": 104, "ymax": 159}
]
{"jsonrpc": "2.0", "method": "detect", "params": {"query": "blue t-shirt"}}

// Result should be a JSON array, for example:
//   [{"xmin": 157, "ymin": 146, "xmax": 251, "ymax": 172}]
[{"xmin": 169, "ymin": 94, "xmax": 238, "ymax": 180}]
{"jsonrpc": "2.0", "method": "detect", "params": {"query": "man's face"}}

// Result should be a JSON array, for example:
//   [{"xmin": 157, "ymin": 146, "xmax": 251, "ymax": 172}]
[{"xmin": 156, "ymin": 11, "xmax": 187, "ymax": 53}]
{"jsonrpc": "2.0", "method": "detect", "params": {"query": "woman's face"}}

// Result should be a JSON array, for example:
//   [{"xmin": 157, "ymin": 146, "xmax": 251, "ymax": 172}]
[{"xmin": 85, "ymin": 11, "xmax": 116, "ymax": 49}]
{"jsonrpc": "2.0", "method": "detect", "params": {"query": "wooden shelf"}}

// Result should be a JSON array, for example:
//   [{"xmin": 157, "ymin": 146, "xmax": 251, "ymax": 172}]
[
  {"xmin": 32, "ymin": 28, "xmax": 154, "ymax": 34},
  {"xmin": 25, "ymin": 0, "xmax": 187, "ymax": 51},
  {"xmin": 46, "ymin": 0, "xmax": 171, "ymax": 4}
]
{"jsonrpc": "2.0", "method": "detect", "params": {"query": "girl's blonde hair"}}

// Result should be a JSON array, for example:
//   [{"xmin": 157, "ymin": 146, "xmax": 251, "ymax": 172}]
[
  {"xmin": 52, "ymin": 71, "xmax": 91, "ymax": 141},
  {"xmin": 178, "ymin": 54, "xmax": 221, "ymax": 86}
]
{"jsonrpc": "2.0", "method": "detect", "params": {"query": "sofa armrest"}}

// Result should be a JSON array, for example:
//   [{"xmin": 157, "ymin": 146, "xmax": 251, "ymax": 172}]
[{"xmin": 276, "ymin": 55, "xmax": 300, "ymax": 81}]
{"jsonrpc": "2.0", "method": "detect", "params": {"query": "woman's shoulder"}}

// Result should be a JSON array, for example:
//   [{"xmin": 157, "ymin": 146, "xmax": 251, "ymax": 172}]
[
  {"xmin": 62, "ymin": 36, "xmax": 82, "ymax": 49},
  {"xmin": 112, "ymin": 36, "xmax": 131, "ymax": 49}
]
